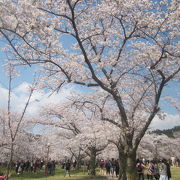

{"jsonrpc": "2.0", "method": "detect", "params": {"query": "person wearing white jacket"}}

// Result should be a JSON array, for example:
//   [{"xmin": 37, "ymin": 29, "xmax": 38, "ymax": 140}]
[{"xmin": 159, "ymin": 159, "xmax": 168, "ymax": 180}]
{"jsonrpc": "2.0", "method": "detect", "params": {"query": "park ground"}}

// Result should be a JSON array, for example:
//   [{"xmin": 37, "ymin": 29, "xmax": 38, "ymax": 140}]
[{"xmin": 1, "ymin": 167, "xmax": 180, "ymax": 180}]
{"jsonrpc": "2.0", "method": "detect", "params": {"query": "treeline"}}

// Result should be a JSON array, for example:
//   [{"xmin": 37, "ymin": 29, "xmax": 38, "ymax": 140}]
[{"xmin": 151, "ymin": 126, "xmax": 180, "ymax": 138}]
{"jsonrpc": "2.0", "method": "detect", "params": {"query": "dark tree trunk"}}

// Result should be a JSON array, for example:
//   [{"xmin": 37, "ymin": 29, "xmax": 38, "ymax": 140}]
[
  {"xmin": 118, "ymin": 149, "xmax": 137, "ymax": 180},
  {"xmin": 89, "ymin": 147, "xmax": 97, "ymax": 176},
  {"xmin": 75, "ymin": 158, "xmax": 81, "ymax": 170},
  {"xmin": 126, "ymin": 152, "xmax": 137, "ymax": 180},
  {"xmin": 118, "ymin": 152, "xmax": 127, "ymax": 180}
]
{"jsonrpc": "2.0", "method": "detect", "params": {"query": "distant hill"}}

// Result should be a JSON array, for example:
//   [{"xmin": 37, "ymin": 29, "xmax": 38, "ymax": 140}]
[{"xmin": 152, "ymin": 126, "xmax": 180, "ymax": 138}]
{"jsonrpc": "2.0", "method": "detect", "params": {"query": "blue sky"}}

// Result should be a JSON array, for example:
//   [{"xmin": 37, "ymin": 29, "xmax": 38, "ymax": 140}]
[
  {"xmin": 0, "ymin": 36, "xmax": 179, "ymax": 130},
  {"xmin": 0, "ymin": 60, "xmax": 179, "ymax": 130},
  {"xmin": 0, "ymin": 52, "xmax": 179, "ymax": 114}
]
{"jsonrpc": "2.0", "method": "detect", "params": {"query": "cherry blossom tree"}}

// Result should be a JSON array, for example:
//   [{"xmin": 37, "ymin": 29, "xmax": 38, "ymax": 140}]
[
  {"xmin": 37, "ymin": 101, "xmax": 110, "ymax": 175},
  {"xmin": 0, "ymin": 108, "xmax": 36, "ymax": 176},
  {"xmin": 138, "ymin": 133, "xmax": 180, "ymax": 160},
  {"xmin": 0, "ymin": 0, "xmax": 179, "ymax": 179},
  {"xmin": 41, "ymin": 129, "xmax": 87, "ymax": 168},
  {"xmin": 0, "ymin": 63, "xmax": 37, "ymax": 178}
]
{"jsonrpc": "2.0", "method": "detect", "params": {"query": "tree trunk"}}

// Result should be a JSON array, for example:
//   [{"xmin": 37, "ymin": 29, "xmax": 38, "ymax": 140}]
[
  {"xmin": 118, "ymin": 152, "xmax": 127, "ymax": 180},
  {"xmin": 6, "ymin": 142, "xmax": 14, "ymax": 180},
  {"xmin": 118, "ymin": 150, "xmax": 137, "ymax": 180},
  {"xmin": 126, "ymin": 152, "xmax": 137, "ymax": 180},
  {"xmin": 75, "ymin": 158, "xmax": 81, "ymax": 170},
  {"xmin": 89, "ymin": 148, "xmax": 96, "ymax": 176}
]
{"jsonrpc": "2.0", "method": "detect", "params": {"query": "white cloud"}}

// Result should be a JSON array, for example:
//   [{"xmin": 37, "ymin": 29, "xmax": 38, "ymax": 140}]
[
  {"xmin": 14, "ymin": 81, "xmax": 30, "ymax": 94},
  {"xmin": 0, "ymin": 82, "xmax": 74, "ymax": 114},
  {"xmin": 0, "ymin": 84, "xmax": 9, "ymax": 108},
  {"xmin": 150, "ymin": 113, "xmax": 180, "ymax": 130},
  {"xmin": 0, "ymin": 82, "xmax": 179, "ymax": 130}
]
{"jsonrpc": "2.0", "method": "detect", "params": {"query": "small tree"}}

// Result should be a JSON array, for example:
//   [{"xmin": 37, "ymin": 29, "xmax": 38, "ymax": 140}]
[{"xmin": 0, "ymin": 64, "xmax": 36, "ymax": 178}]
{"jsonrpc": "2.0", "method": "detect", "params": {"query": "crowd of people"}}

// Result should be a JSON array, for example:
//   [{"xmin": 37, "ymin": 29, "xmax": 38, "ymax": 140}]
[
  {"xmin": 0, "ymin": 157, "xmax": 179, "ymax": 179},
  {"xmin": 98, "ymin": 158, "xmax": 120, "ymax": 177},
  {"xmin": 15, "ymin": 159, "xmax": 44, "ymax": 174},
  {"xmin": 14, "ymin": 159, "xmax": 57, "ymax": 176},
  {"xmin": 97, "ymin": 158, "xmax": 176, "ymax": 180},
  {"xmin": 136, "ymin": 159, "xmax": 171, "ymax": 180}
]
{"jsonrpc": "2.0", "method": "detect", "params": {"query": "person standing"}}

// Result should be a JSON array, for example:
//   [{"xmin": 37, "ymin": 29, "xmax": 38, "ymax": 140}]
[
  {"xmin": 110, "ymin": 158, "xmax": 115, "ymax": 177},
  {"xmin": 51, "ymin": 161, "xmax": 56, "ymax": 176},
  {"xmin": 153, "ymin": 161, "xmax": 160, "ymax": 180},
  {"xmin": 64, "ymin": 160, "xmax": 71, "ymax": 177},
  {"xmin": 47, "ymin": 161, "xmax": 52, "ymax": 175},
  {"xmin": 99, "ymin": 159, "xmax": 105, "ymax": 175},
  {"xmin": 171, "ymin": 157, "xmax": 176, "ymax": 167},
  {"xmin": 165, "ymin": 160, "xmax": 171, "ymax": 180},
  {"xmin": 105, "ymin": 160, "xmax": 111, "ymax": 175},
  {"xmin": 115, "ymin": 159, "xmax": 120, "ymax": 178},
  {"xmin": 15, "ymin": 161, "xmax": 20, "ymax": 174},
  {"xmin": 136, "ymin": 159, "xmax": 146, "ymax": 180},
  {"xmin": 147, "ymin": 161, "xmax": 155, "ymax": 180},
  {"xmin": 159, "ymin": 159, "xmax": 168, "ymax": 180}
]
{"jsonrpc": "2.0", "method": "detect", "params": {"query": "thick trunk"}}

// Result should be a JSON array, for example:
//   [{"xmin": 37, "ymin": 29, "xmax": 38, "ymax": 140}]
[
  {"xmin": 89, "ymin": 148, "xmax": 96, "ymax": 176},
  {"xmin": 126, "ymin": 152, "xmax": 137, "ymax": 180},
  {"xmin": 118, "ymin": 153, "xmax": 127, "ymax": 180},
  {"xmin": 118, "ymin": 150, "xmax": 137, "ymax": 180}
]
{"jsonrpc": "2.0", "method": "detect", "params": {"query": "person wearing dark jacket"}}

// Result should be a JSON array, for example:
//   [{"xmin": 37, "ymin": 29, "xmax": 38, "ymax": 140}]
[
  {"xmin": 165, "ymin": 161, "xmax": 171, "ymax": 180},
  {"xmin": 115, "ymin": 159, "xmax": 120, "ymax": 177},
  {"xmin": 64, "ymin": 160, "xmax": 71, "ymax": 177}
]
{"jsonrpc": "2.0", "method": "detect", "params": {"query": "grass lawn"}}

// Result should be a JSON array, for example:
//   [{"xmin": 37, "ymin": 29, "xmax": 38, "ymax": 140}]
[
  {"xmin": 1, "ymin": 167, "xmax": 180, "ymax": 180},
  {"xmin": 2, "ymin": 167, "xmax": 107, "ymax": 180},
  {"xmin": 171, "ymin": 167, "xmax": 180, "ymax": 180}
]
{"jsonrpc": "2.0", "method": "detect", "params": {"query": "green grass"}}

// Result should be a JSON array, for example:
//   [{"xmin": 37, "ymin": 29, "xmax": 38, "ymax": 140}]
[
  {"xmin": 0, "ymin": 167, "xmax": 107, "ymax": 180},
  {"xmin": 1, "ymin": 167, "xmax": 180, "ymax": 180},
  {"xmin": 171, "ymin": 167, "xmax": 180, "ymax": 180},
  {"xmin": 142, "ymin": 167, "xmax": 180, "ymax": 180}
]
